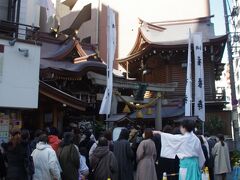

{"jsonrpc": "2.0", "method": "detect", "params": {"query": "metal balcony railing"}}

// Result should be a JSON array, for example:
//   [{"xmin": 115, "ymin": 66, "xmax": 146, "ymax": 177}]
[
  {"xmin": 0, "ymin": 20, "xmax": 39, "ymax": 40},
  {"xmin": 165, "ymin": 91, "xmax": 226, "ymax": 102}
]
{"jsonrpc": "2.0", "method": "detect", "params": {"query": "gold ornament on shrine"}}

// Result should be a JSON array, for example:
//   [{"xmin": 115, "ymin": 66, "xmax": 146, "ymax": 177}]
[
  {"xmin": 146, "ymin": 107, "xmax": 153, "ymax": 115},
  {"xmin": 123, "ymin": 104, "xmax": 131, "ymax": 113},
  {"xmin": 136, "ymin": 110, "xmax": 144, "ymax": 119}
]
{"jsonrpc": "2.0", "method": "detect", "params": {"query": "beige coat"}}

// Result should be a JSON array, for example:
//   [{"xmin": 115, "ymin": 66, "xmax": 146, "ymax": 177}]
[
  {"xmin": 212, "ymin": 141, "xmax": 231, "ymax": 175},
  {"xmin": 135, "ymin": 139, "xmax": 157, "ymax": 180}
]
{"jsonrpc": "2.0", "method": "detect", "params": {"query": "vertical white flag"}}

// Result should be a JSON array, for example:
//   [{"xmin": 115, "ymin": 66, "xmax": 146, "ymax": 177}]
[
  {"xmin": 185, "ymin": 30, "xmax": 192, "ymax": 116},
  {"xmin": 99, "ymin": 7, "xmax": 116, "ymax": 115},
  {"xmin": 193, "ymin": 33, "xmax": 205, "ymax": 121}
]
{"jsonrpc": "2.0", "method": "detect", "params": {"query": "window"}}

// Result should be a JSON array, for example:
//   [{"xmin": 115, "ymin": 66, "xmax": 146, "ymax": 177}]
[
  {"xmin": 0, "ymin": 0, "xmax": 21, "ymax": 22},
  {"xmin": 0, "ymin": 0, "xmax": 9, "ymax": 21}
]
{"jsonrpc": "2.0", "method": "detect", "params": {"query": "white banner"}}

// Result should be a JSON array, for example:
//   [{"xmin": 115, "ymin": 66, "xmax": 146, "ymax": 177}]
[
  {"xmin": 185, "ymin": 30, "xmax": 192, "ymax": 116},
  {"xmin": 99, "ymin": 7, "xmax": 116, "ymax": 115},
  {"xmin": 193, "ymin": 33, "xmax": 205, "ymax": 121}
]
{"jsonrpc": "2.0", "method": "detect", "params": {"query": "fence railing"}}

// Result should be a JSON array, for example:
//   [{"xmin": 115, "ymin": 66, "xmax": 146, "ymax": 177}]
[
  {"xmin": 165, "ymin": 91, "xmax": 226, "ymax": 102},
  {"xmin": 0, "ymin": 20, "xmax": 39, "ymax": 40}
]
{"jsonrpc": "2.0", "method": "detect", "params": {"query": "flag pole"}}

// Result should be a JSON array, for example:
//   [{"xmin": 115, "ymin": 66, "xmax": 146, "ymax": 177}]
[
  {"xmin": 202, "ymin": 122, "xmax": 204, "ymax": 134},
  {"xmin": 99, "ymin": 6, "xmax": 116, "ymax": 120},
  {"xmin": 185, "ymin": 29, "xmax": 192, "ymax": 117}
]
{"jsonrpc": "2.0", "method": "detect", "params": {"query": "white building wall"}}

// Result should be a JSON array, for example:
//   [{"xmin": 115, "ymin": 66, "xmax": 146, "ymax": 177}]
[
  {"xmin": 0, "ymin": 39, "xmax": 41, "ymax": 108},
  {"xmin": 74, "ymin": 0, "xmax": 99, "ymax": 45},
  {"xmin": 40, "ymin": 0, "xmax": 70, "ymax": 32},
  {"xmin": 216, "ymin": 64, "xmax": 232, "ymax": 110},
  {"xmin": 19, "ymin": 0, "xmax": 40, "ymax": 26}
]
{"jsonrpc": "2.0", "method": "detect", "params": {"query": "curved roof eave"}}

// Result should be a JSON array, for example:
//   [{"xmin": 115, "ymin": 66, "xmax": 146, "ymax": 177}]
[
  {"xmin": 39, "ymin": 81, "xmax": 88, "ymax": 111},
  {"xmin": 40, "ymin": 61, "xmax": 107, "ymax": 78},
  {"xmin": 117, "ymin": 34, "xmax": 228, "ymax": 63}
]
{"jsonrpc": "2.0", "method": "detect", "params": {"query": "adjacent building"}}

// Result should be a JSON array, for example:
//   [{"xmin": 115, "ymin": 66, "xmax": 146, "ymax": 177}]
[{"xmin": 0, "ymin": 0, "xmax": 42, "ymax": 141}]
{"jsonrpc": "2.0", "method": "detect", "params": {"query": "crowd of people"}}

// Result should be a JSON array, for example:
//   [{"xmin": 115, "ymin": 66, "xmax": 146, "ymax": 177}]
[{"xmin": 0, "ymin": 120, "xmax": 232, "ymax": 180}]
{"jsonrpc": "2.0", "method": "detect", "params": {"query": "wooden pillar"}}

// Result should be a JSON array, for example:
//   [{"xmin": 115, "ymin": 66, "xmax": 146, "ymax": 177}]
[
  {"xmin": 39, "ymin": 108, "xmax": 44, "ymax": 129},
  {"xmin": 155, "ymin": 92, "xmax": 162, "ymax": 130},
  {"xmin": 111, "ymin": 92, "xmax": 118, "ymax": 115},
  {"xmin": 53, "ymin": 105, "xmax": 58, "ymax": 128},
  {"xmin": 126, "ymin": 61, "xmax": 129, "ymax": 79}
]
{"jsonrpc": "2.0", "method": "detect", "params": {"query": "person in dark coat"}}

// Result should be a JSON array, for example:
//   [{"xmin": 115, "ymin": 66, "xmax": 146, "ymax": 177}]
[
  {"xmin": 90, "ymin": 137, "xmax": 118, "ymax": 180},
  {"xmin": 113, "ymin": 129, "xmax": 134, "ymax": 180},
  {"xmin": 0, "ymin": 148, "xmax": 7, "ymax": 179},
  {"xmin": 152, "ymin": 133, "xmax": 161, "ymax": 179},
  {"xmin": 157, "ymin": 125, "xmax": 179, "ymax": 180},
  {"xmin": 129, "ymin": 128, "xmax": 142, "ymax": 171},
  {"xmin": 21, "ymin": 129, "xmax": 34, "ymax": 180},
  {"xmin": 58, "ymin": 132, "xmax": 80, "ymax": 180},
  {"xmin": 30, "ymin": 129, "xmax": 43, "ymax": 153},
  {"xmin": 2, "ymin": 128, "xmax": 28, "ymax": 180},
  {"xmin": 206, "ymin": 134, "xmax": 217, "ymax": 180},
  {"xmin": 79, "ymin": 130, "xmax": 95, "ymax": 167},
  {"xmin": 198, "ymin": 135, "xmax": 209, "ymax": 167}
]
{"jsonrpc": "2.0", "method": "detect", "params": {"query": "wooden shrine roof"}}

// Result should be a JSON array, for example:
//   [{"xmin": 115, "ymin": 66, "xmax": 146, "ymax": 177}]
[
  {"xmin": 40, "ymin": 37, "xmax": 107, "ymax": 79},
  {"xmin": 117, "ymin": 26, "xmax": 227, "ymax": 64},
  {"xmin": 117, "ymin": 19, "xmax": 227, "ymax": 80},
  {"xmin": 41, "ymin": 38, "xmax": 97, "ymax": 63},
  {"xmin": 39, "ymin": 81, "xmax": 91, "ymax": 111}
]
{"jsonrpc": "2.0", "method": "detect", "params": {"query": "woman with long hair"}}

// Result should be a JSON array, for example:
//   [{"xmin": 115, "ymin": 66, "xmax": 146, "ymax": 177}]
[
  {"xmin": 212, "ymin": 134, "xmax": 231, "ymax": 180},
  {"xmin": 113, "ymin": 129, "xmax": 134, "ymax": 180},
  {"xmin": 58, "ymin": 132, "xmax": 80, "ymax": 180},
  {"xmin": 2, "ymin": 128, "xmax": 28, "ymax": 180},
  {"xmin": 136, "ymin": 128, "xmax": 157, "ymax": 180}
]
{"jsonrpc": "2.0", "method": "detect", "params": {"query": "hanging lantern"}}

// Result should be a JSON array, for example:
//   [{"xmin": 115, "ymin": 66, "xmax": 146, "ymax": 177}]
[
  {"xmin": 123, "ymin": 104, "xmax": 131, "ymax": 113},
  {"xmin": 136, "ymin": 110, "xmax": 143, "ymax": 119},
  {"xmin": 146, "ymin": 107, "xmax": 153, "ymax": 115}
]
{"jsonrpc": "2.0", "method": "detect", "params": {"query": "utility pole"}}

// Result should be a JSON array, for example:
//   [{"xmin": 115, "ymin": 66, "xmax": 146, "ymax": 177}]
[{"xmin": 223, "ymin": 0, "xmax": 239, "ymax": 148}]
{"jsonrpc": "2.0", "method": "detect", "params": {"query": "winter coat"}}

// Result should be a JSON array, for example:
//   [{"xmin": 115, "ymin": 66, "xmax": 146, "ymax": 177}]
[
  {"xmin": 79, "ymin": 137, "xmax": 95, "ymax": 167},
  {"xmin": 48, "ymin": 135, "xmax": 61, "ymax": 152},
  {"xmin": 30, "ymin": 138, "xmax": 39, "ymax": 153},
  {"xmin": 89, "ymin": 140, "xmax": 113, "ymax": 158},
  {"xmin": 207, "ymin": 137, "xmax": 217, "ymax": 168},
  {"xmin": 2, "ymin": 142, "xmax": 28, "ymax": 180},
  {"xmin": 202, "ymin": 144, "xmax": 209, "ymax": 167},
  {"xmin": 212, "ymin": 141, "xmax": 231, "ymax": 175},
  {"xmin": 152, "ymin": 134, "xmax": 179, "ymax": 180},
  {"xmin": 79, "ymin": 155, "xmax": 89, "ymax": 178},
  {"xmin": 31, "ymin": 142, "xmax": 61, "ymax": 180},
  {"xmin": 58, "ymin": 144, "xmax": 80, "ymax": 180},
  {"xmin": 113, "ymin": 139, "xmax": 134, "ymax": 180},
  {"xmin": 0, "ymin": 149, "xmax": 6, "ymax": 178},
  {"xmin": 90, "ymin": 146, "xmax": 118, "ymax": 180},
  {"xmin": 136, "ymin": 139, "xmax": 157, "ymax": 180}
]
